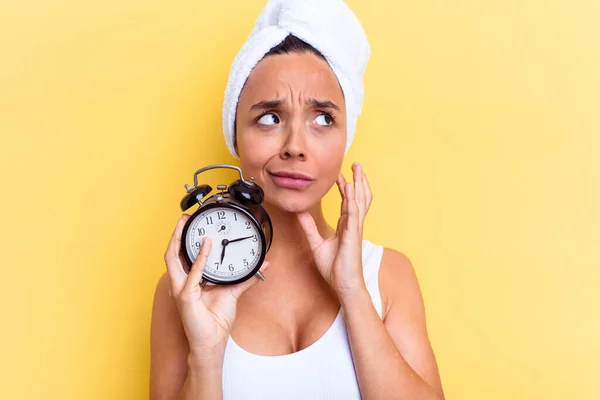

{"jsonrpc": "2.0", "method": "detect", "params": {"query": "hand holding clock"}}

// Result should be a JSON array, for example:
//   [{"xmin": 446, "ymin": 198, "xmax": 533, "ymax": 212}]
[
  {"xmin": 297, "ymin": 162, "xmax": 373, "ymax": 301},
  {"xmin": 164, "ymin": 215, "xmax": 270, "ymax": 359}
]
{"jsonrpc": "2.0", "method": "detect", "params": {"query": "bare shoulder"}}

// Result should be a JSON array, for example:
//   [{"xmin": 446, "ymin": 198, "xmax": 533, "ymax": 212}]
[
  {"xmin": 378, "ymin": 247, "xmax": 445, "ymax": 399},
  {"xmin": 149, "ymin": 271, "xmax": 190, "ymax": 400},
  {"xmin": 379, "ymin": 247, "xmax": 424, "ymax": 322}
]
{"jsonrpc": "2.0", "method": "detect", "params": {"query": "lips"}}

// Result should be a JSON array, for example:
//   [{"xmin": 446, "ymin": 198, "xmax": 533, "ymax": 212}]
[{"xmin": 268, "ymin": 170, "xmax": 315, "ymax": 189}]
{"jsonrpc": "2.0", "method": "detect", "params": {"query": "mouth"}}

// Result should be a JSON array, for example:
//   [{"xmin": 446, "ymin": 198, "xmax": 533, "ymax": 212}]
[{"xmin": 268, "ymin": 171, "xmax": 315, "ymax": 190}]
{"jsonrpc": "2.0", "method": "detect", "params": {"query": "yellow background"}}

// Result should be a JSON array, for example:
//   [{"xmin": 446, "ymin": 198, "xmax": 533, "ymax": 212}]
[{"xmin": 1, "ymin": 0, "xmax": 598, "ymax": 398}]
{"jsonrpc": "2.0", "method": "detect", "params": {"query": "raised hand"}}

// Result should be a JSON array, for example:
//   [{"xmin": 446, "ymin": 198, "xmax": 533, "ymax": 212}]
[
  {"xmin": 164, "ymin": 214, "xmax": 269, "ymax": 359},
  {"xmin": 296, "ymin": 162, "xmax": 373, "ymax": 299}
]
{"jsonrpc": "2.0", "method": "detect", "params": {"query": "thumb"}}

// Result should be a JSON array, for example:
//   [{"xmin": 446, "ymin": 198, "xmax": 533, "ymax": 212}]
[
  {"xmin": 296, "ymin": 211, "xmax": 324, "ymax": 253},
  {"xmin": 230, "ymin": 261, "xmax": 271, "ymax": 299}
]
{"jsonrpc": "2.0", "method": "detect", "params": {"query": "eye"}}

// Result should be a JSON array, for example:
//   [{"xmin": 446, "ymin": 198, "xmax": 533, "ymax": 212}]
[
  {"xmin": 257, "ymin": 113, "xmax": 280, "ymax": 125},
  {"xmin": 314, "ymin": 113, "xmax": 334, "ymax": 126}
]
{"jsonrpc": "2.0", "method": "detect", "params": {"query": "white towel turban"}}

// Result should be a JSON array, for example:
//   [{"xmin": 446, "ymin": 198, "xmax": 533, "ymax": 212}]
[{"xmin": 221, "ymin": 0, "xmax": 371, "ymax": 158}]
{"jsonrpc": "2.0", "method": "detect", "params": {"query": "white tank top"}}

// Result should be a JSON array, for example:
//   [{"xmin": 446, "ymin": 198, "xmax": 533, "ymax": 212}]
[{"xmin": 222, "ymin": 240, "xmax": 384, "ymax": 399}]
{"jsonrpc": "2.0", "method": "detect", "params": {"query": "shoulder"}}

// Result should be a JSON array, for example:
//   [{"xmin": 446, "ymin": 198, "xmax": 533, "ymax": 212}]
[
  {"xmin": 378, "ymin": 247, "xmax": 424, "ymax": 323},
  {"xmin": 152, "ymin": 272, "xmax": 181, "ymax": 325},
  {"xmin": 150, "ymin": 272, "xmax": 189, "ymax": 399},
  {"xmin": 375, "ymin": 248, "xmax": 445, "ymax": 399},
  {"xmin": 151, "ymin": 271, "xmax": 187, "ymax": 346}
]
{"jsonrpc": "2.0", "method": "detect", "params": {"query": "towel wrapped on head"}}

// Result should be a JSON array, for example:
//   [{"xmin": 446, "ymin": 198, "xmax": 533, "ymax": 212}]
[{"xmin": 222, "ymin": 0, "xmax": 371, "ymax": 158}]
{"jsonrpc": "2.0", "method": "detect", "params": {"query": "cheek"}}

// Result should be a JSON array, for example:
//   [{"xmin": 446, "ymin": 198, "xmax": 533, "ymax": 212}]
[
  {"xmin": 313, "ymin": 135, "xmax": 345, "ymax": 169},
  {"xmin": 239, "ymin": 155, "xmax": 265, "ymax": 182},
  {"xmin": 237, "ymin": 135, "xmax": 276, "ymax": 186},
  {"xmin": 304, "ymin": 141, "xmax": 344, "ymax": 200},
  {"xmin": 238, "ymin": 127, "xmax": 281, "ymax": 154},
  {"xmin": 238, "ymin": 133, "xmax": 270, "ymax": 163}
]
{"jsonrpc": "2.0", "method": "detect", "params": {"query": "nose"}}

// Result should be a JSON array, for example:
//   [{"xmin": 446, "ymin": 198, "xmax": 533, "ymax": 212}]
[{"xmin": 280, "ymin": 120, "xmax": 306, "ymax": 160}]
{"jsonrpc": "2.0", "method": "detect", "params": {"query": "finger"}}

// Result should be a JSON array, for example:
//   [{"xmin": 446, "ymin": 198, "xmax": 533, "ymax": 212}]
[
  {"xmin": 183, "ymin": 236, "xmax": 212, "ymax": 293},
  {"xmin": 296, "ymin": 211, "xmax": 324, "ymax": 253},
  {"xmin": 336, "ymin": 173, "xmax": 347, "ymax": 215},
  {"xmin": 342, "ymin": 181, "xmax": 352, "ymax": 216},
  {"xmin": 346, "ymin": 182, "xmax": 360, "ymax": 234},
  {"xmin": 164, "ymin": 215, "xmax": 191, "ymax": 292},
  {"xmin": 361, "ymin": 166, "xmax": 373, "ymax": 211},
  {"xmin": 353, "ymin": 163, "xmax": 366, "ymax": 220},
  {"xmin": 230, "ymin": 261, "xmax": 271, "ymax": 299},
  {"xmin": 336, "ymin": 210, "xmax": 348, "ymax": 234},
  {"xmin": 178, "ymin": 251, "xmax": 190, "ymax": 275},
  {"xmin": 336, "ymin": 173, "xmax": 347, "ymax": 198}
]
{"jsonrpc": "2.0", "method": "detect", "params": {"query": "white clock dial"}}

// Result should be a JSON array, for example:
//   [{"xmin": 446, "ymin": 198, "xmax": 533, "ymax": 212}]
[{"xmin": 186, "ymin": 206, "xmax": 263, "ymax": 282}]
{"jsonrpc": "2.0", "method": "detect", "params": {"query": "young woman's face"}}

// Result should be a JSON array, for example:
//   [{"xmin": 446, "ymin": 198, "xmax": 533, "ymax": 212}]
[{"xmin": 235, "ymin": 52, "xmax": 347, "ymax": 213}]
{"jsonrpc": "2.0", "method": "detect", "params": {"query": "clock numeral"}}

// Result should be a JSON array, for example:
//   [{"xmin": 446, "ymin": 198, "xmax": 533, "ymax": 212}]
[
  {"xmin": 245, "ymin": 221, "xmax": 251, "ymax": 229},
  {"xmin": 250, "ymin": 249, "xmax": 255, "ymax": 256},
  {"xmin": 252, "ymin": 234, "xmax": 258, "ymax": 242},
  {"xmin": 243, "ymin": 259, "xmax": 249, "ymax": 267},
  {"xmin": 214, "ymin": 262, "xmax": 220, "ymax": 270},
  {"xmin": 228, "ymin": 264, "xmax": 234, "ymax": 272},
  {"xmin": 195, "ymin": 241, "xmax": 200, "ymax": 248},
  {"xmin": 198, "ymin": 228, "xmax": 205, "ymax": 236},
  {"xmin": 206, "ymin": 216, "xmax": 214, "ymax": 225},
  {"xmin": 217, "ymin": 211, "xmax": 226, "ymax": 220},
  {"xmin": 233, "ymin": 213, "xmax": 238, "ymax": 221}
]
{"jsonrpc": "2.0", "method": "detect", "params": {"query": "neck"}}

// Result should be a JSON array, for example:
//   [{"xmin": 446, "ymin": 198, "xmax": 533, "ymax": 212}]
[{"xmin": 263, "ymin": 201, "xmax": 335, "ymax": 266}]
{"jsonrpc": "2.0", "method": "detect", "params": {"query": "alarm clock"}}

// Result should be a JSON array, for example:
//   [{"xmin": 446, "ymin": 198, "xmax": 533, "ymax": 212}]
[{"xmin": 179, "ymin": 164, "xmax": 273, "ymax": 285}]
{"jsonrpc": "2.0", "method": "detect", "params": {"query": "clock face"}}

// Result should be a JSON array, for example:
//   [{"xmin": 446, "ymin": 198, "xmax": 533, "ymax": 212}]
[{"xmin": 184, "ymin": 205, "xmax": 263, "ymax": 283}]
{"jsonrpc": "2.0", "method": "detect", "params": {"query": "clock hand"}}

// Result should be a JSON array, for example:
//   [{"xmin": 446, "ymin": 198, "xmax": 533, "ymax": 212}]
[
  {"xmin": 220, "ymin": 239, "xmax": 228, "ymax": 264},
  {"xmin": 227, "ymin": 235, "xmax": 254, "ymax": 244}
]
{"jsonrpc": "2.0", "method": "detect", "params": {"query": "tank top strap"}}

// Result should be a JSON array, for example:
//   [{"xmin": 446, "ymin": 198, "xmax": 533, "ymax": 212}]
[{"xmin": 360, "ymin": 239, "xmax": 385, "ymax": 319}]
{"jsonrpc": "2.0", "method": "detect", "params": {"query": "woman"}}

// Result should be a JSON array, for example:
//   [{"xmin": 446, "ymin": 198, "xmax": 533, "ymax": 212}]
[{"xmin": 151, "ymin": 1, "xmax": 444, "ymax": 399}]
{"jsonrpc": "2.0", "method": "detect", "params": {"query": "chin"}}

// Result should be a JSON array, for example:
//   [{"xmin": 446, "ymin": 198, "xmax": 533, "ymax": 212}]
[{"xmin": 264, "ymin": 192, "xmax": 316, "ymax": 213}]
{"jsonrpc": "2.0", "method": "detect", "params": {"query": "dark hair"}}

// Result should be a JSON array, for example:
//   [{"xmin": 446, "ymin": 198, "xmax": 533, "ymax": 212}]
[
  {"xmin": 233, "ymin": 34, "xmax": 326, "ymax": 153},
  {"xmin": 264, "ymin": 34, "xmax": 326, "ymax": 60}
]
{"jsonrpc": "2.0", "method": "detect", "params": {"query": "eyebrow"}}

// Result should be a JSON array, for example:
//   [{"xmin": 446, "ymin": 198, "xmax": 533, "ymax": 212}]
[
  {"xmin": 250, "ymin": 99, "xmax": 284, "ymax": 111},
  {"xmin": 306, "ymin": 98, "xmax": 340, "ymax": 111},
  {"xmin": 249, "ymin": 98, "xmax": 340, "ymax": 112}
]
